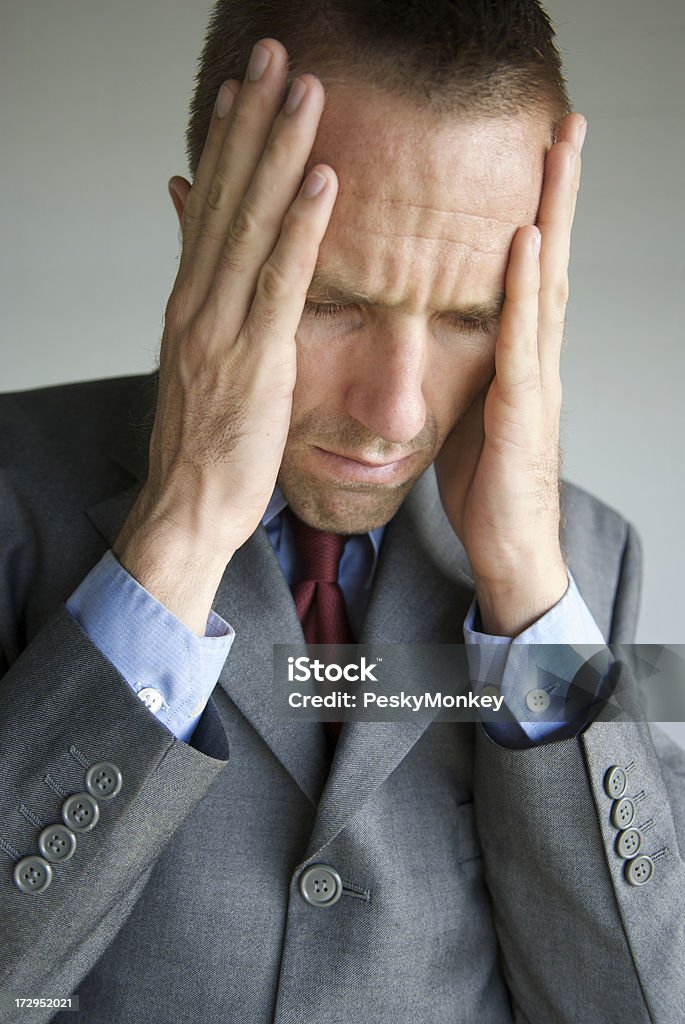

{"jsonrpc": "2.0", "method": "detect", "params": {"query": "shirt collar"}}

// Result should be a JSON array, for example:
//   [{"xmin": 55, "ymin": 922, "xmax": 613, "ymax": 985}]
[{"xmin": 262, "ymin": 485, "xmax": 385, "ymax": 558}]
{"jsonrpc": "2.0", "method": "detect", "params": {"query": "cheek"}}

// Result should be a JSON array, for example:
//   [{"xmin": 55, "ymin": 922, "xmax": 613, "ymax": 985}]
[
  {"xmin": 293, "ymin": 323, "xmax": 348, "ymax": 409},
  {"xmin": 424, "ymin": 332, "xmax": 497, "ymax": 421}
]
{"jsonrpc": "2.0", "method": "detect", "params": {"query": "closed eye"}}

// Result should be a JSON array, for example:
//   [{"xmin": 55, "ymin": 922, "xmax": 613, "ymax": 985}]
[
  {"xmin": 302, "ymin": 301, "xmax": 352, "ymax": 319},
  {"xmin": 303, "ymin": 301, "xmax": 495, "ymax": 335},
  {"xmin": 442, "ymin": 313, "xmax": 495, "ymax": 335}
]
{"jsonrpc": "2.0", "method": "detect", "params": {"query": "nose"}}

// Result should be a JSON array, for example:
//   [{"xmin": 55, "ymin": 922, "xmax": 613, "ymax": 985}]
[{"xmin": 343, "ymin": 327, "xmax": 427, "ymax": 445}]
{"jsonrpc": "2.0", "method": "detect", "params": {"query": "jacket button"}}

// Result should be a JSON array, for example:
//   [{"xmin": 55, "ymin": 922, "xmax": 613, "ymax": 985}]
[
  {"xmin": 85, "ymin": 761, "xmax": 123, "ymax": 800},
  {"xmin": 610, "ymin": 797, "xmax": 635, "ymax": 830},
  {"xmin": 615, "ymin": 827, "xmax": 642, "ymax": 860},
  {"xmin": 13, "ymin": 855, "xmax": 53, "ymax": 894},
  {"xmin": 299, "ymin": 864, "xmax": 343, "ymax": 908},
  {"xmin": 604, "ymin": 765, "xmax": 627, "ymax": 799},
  {"xmin": 38, "ymin": 824, "xmax": 77, "ymax": 863},
  {"xmin": 62, "ymin": 793, "xmax": 100, "ymax": 833},
  {"xmin": 624, "ymin": 855, "xmax": 654, "ymax": 886}
]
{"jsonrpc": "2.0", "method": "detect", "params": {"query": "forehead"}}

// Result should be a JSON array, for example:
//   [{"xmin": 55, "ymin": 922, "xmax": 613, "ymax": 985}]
[{"xmin": 305, "ymin": 83, "xmax": 551, "ymax": 304}]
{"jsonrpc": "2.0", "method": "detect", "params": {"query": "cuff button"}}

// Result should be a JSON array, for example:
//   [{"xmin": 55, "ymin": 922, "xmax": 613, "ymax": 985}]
[
  {"xmin": 525, "ymin": 688, "xmax": 551, "ymax": 714},
  {"xmin": 137, "ymin": 687, "xmax": 164, "ymax": 713}
]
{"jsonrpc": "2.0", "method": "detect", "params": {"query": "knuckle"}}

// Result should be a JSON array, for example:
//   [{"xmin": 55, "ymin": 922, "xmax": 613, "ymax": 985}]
[
  {"xmin": 207, "ymin": 174, "xmax": 231, "ymax": 211},
  {"xmin": 264, "ymin": 133, "xmax": 291, "ymax": 170},
  {"xmin": 228, "ymin": 200, "xmax": 260, "ymax": 247},
  {"xmin": 258, "ymin": 260, "xmax": 290, "ymax": 303},
  {"xmin": 505, "ymin": 367, "xmax": 540, "ymax": 394},
  {"xmin": 164, "ymin": 287, "xmax": 191, "ymax": 329}
]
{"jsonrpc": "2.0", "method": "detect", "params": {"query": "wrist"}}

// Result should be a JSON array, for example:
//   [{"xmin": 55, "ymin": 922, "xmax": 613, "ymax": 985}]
[
  {"xmin": 113, "ymin": 500, "xmax": 232, "ymax": 636},
  {"xmin": 474, "ymin": 554, "xmax": 568, "ymax": 637}
]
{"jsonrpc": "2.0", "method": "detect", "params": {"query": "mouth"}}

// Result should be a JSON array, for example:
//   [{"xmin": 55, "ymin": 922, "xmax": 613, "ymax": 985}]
[{"xmin": 312, "ymin": 446, "xmax": 420, "ymax": 485}]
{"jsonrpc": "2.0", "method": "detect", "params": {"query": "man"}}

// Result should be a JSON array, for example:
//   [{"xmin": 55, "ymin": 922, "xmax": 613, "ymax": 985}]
[{"xmin": 0, "ymin": 1, "xmax": 683, "ymax": 1022}]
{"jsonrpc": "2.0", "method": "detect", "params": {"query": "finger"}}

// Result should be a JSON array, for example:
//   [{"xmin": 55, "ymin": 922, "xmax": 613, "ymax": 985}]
[
  {"xmin": 177, "ymin": 79, "xmax": 241, "ymax": 263},
  {"xmin": 536, "ymin": 140, "xmax": 580, "ymax": 384},
  {"xmin": 556, "ymin": 112, "xmax": 587, "ymax": 231},
  {"xmin": 205, "ymin": 74, "xmax": 327, "ymax": 333},
  {"xmin": 494, "ymin": 226, "xmax": 542, "ymax": 397},
  {"xmin": 239, "ymin": 165, "xmax": 339, "ymax": 355},
  {"xmin": 186, "ymin": 39, "xmax": 290, "ymax": 292},
  {"xmin": 555, "ymin": 111, "xmax": 587, "ymax": 151}
]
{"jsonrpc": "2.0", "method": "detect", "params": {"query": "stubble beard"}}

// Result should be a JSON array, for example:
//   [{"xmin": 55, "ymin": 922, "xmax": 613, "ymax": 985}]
[{"xmin": 276, "ymin": 407, "xmax": 441, "ymax": 534}]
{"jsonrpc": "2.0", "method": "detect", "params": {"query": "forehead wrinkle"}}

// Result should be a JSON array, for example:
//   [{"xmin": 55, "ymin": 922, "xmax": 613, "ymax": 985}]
[
  {"xmin": 331, "ymin": 190, "xmax": 520, "ymax": 257},
  {"xmin": 309, "ymin": 255, "xmax": 506, "ymax": 316},
  {"xmin": 343, "ymin": 188, "xmax": 529, "ymax": 228},
  {"xmin": 354, "ymin": 226, "xmax": 506, "ymax": 256}
]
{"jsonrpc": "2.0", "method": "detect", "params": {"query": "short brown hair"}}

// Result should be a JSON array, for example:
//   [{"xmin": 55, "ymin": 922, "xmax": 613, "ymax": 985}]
[{"xmin": 186, "ymin": 0, "xmax": 571, "ymax": 177}]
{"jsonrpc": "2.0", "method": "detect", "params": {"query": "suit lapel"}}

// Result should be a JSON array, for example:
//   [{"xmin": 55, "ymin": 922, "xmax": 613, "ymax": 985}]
[
  {"xmin": 209, "ymin": 529, "xmax": 331, "ymax": 805},
  {"xmin": 304, "ymin": 468, "xmax": 476, "ymax": 859}
]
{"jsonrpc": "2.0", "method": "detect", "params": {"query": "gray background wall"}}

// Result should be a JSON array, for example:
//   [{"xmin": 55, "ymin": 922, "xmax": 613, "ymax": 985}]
[{"xmin": 1, "ymin": 1, "xmax": 683, "ymax": 745}]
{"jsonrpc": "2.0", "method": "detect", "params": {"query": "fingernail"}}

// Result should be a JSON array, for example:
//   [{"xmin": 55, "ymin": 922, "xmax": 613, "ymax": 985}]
[
  {"xmin": 247, "ymin": 43, "xmax": 272, "ymax": 82},
  {"xmin": 578, "ymin": 119, "xmax": 587, "ymax": 152},
  {"xmin": 531, "ymin": 228, "xmax": 541, "ymax": 257},
  {"xmin": 215, "ymin": 82, "xmax": 235, "ymax": 119},
  {"xmin": 284, "ymin": 78, "xmax": 307, "ymax": 115},
  {"xmin": 302, "ymin": 169, "xmax": 327, "ymax": 199}
]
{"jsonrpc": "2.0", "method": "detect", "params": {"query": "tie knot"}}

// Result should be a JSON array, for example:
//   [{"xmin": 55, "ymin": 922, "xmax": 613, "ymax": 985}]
[{"xmin": 289, "ymin": 512, "xmax": 347, "ymax": 583}]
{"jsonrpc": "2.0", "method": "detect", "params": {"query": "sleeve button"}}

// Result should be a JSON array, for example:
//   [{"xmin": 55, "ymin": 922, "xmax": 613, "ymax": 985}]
[
  {"xmin": 610, "ymin": 797, "xmax": 635, "ymax": 830},
  {"xmin": 38, "ymin": 824, "xmax": 77, "ymax": 863},
  {"xmin": 85, "ymin": 761, "xmax": 123, "ymax": 800},
  {"xmin": 625, "ymin": 854, "xmax": 654, "ymax": 886},
  {"xmin": 604, "ymin": 765, "xmax": 627, "ymax": 799},
  {"xmin": 615, "ymin": 827, "xmax": 642, "ymax": 860},
  {"xmin": 62, "ymin": 793, "xmax": 100, "ymax": 833},
  {"xmin": 13, "ymin": 855, "xmax": 53, "ymax": 894}
]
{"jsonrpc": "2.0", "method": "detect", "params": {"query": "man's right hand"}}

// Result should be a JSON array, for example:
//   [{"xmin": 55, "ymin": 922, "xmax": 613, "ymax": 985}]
[{"xmin": 113, "ymin": 39, "xmax": 338, "ymax": 634}]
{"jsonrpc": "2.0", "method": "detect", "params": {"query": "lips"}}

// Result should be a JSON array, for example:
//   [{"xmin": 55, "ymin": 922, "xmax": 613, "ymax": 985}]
[
  {"xmin": 312, "ymin": 446, "xmax": 418, "ymax": 484},
  {"xmin": 323, "ymin": 450, "xmax": 406, "ymax": 468}
]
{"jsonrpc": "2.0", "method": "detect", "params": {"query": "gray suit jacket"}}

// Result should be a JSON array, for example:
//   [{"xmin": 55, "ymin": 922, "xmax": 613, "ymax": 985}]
[{"xmin": 0, "ymin": 374, "xmax": 683, "ymax": 1024}]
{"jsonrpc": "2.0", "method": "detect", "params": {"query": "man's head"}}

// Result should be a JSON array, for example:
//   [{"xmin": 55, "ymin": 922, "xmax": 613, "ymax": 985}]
[
  {"xmin": 179, "ymin": 1, "xmax": 570, "ymax": 534},
  {"xmin": 186, "ymin": 0, "xmax": 570, "ymax": 177}
]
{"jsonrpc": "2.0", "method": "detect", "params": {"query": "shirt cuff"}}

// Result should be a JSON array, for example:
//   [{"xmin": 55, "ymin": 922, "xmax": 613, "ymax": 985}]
[
  {"xmin": 66, "ymin": 550, "xmax": 234, "ymax": 742},
  {"xmin": 463, "ymin": 570, "xmax": 614, "ymax": 745}
]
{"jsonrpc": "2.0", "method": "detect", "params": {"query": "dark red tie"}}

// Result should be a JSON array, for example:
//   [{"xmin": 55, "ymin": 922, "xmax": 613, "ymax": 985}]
[{"xmin": 289, "ymin": 512, "xmax": 354, "ymax": 751}]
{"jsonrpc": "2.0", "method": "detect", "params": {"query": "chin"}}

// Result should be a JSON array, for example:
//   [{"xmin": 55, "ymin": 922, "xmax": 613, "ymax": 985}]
[{"xmin": 279, "ymin": 474, "xmax": 418, "ymax": 535}]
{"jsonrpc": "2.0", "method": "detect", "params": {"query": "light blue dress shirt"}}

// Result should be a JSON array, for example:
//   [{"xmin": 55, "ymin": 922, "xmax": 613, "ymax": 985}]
[{"xmin": 66, "ymin": 486, "xmax": 611, "ymax": 746}]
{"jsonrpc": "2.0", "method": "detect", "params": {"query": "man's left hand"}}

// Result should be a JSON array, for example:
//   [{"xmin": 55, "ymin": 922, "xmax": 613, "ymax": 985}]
[{"xmin": 435, "ymin": 113, "xmax": 586, "ymax": 636}]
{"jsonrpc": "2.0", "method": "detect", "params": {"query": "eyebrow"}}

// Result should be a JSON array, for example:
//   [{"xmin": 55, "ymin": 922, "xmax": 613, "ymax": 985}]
[{"xmin": 306, "ymin": 271, "xmax": 506, "ymax": 324}]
